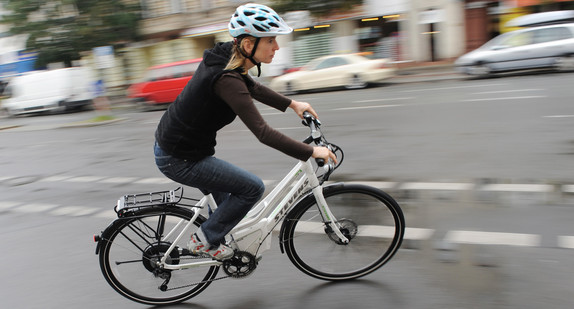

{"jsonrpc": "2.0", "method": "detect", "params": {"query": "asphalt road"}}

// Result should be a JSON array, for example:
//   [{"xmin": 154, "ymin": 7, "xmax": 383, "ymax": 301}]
[{"xmin": 1, "ymin": 71, "xmax": 574, "ymax": 308}]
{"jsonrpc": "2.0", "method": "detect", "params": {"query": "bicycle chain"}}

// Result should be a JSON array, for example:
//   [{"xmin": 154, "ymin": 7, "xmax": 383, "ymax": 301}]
[{"xmin": 162, "ymin": 255, "xmax": 229, "ymax": 291}]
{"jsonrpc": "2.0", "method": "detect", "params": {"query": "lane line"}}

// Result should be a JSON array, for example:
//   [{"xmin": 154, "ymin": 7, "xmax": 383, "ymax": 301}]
[
  {"xmin": 543, "ymin": 115, "xmax": 574, "ymax": 118},
  {"xmin": 0, "ymin": 201, "xmax": 21, "ymax": 210},
  {"xmin": 352, "ymin": 97, "xmax": 414, "ymax": 103},
  {"xmin": 444, "ymin": 230, "xmax": 540, "ymax": 247},
  {"xmin": 401, "ymin": 83, "xmax": 508, "ymax": 93},
  {"xmin": 557, "ymin": 236, "xmax": 574, "ymax": 249},
  {"xmin": 50, "ymin": 206, "xmax": 100, "ymax": 217},
  {"xmin": 11, "ymin": 203, "xmax": 59, "ymax": 213},
  {"xmin": 400, "ymin": 182, "xmax": 474, "ymax": 191},
  {"xmin": 462, "ymin": 95, "xmax": 545, "ymax": 102},
  {"xmin": 334, "ymin": 104, "xmax": 403, "ymax": 111},
  {"xmin": 471, "ymin": 89, "xmax": 543, "ymax": 95},
  {"xmin": 65, "ymin": 176, "xmax": 106, "ymax": 183},
  {"xmin": 480, "ymin": 184, "xmax": 554, "ymax": 193}
]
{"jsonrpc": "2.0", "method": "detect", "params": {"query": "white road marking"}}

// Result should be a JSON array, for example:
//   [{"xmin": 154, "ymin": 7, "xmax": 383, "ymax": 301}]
[
  {"xmin": 0, "ymin": 201, "xmax": 20, "ymax": 210},
  {"xmin": 335, "ymin": 104, "xmax": 402, "ymax": 111},
  {"xmin": 399, "ymin": 182, "xmax": 474, "ymax": 191},
  {"xmin": 471, "ymin": 89, "xmax": 543, "ymax": 95},
  {"xmin": 40, "ymin": 175, "xmax": 73, "ymax": 182},
  {"xmin": 65, "ymin": 176, "xmax": 106, "ymax": 183},
  {"xmin": 401, "ymin": 83, "xmax": 508, "ymax": 93},
  {"xmin": 12, "ymin": 203, "xmax": 59, "ymax": 213},
  {"xmin": 135, "ymin": 177, "xmax": 173, "ymax": 184},
  {"xmin": 557, "ymin": 236, "xmax": 574, "ymax": 249},
  {"xmin": 405, "ymin": 227, "xmax": 435, "ymax": 240},
  {"xmin": 480, "ymin": 184, "xmax": 554, "ymax": 193},
  {"xmin": 444, "ymin": 230, "xmax": 540, "ymax": 247},
  {"xmin": 99, "ymin": 177, "xmax": 139, "ymax": 184},
  {"xmin": 543, "ymin": 115, "xmax": 574, "ymax": 118},
  {"xmin": 50, "ymin": 206, "xmax": 100, "ymax": 217},
  {"xmin": 462, "ymin": 95, "xmax": 545, "ymax": 102},
  {"xmin": 352, "ymin": 97, "xmax": 414, "ymax": 103}
]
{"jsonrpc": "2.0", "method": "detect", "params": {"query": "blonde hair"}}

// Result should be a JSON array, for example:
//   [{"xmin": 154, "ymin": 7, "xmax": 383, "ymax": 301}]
[{"xmin": 225, "ymin": 36, "xmax": 257, "ymax": 72}]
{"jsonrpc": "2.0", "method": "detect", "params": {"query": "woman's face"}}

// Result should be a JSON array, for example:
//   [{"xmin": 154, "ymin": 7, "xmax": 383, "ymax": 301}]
[{"xmin": 244, "ymin": 36, "xmax": 280, "ymax": 64}]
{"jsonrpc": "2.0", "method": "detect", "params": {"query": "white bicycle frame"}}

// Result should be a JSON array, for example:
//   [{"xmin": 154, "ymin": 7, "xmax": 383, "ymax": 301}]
[{"xmin": 156, "ymin": 158, "xmax": 348, "ymax": 270}]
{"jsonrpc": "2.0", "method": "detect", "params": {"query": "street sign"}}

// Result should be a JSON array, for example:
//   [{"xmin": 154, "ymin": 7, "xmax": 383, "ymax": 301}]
[{"xmin": 93, "ymin": 46, "xmax": 115, "ymax": 69}]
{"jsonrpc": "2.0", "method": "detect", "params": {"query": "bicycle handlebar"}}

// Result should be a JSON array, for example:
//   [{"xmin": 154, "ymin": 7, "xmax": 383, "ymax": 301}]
[{"xmin": 301, "ymin": 112, "xmax": 344, "ymax": 177}]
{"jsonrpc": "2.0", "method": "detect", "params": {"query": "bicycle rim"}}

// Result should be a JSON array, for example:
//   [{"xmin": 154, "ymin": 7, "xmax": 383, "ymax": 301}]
[
  {"xmin": 99, "ymin": 207, "xmax": 218, "ymax": 305},
  {"xmin": 283, "ymin": 185, "xmax": 405, "ymax": 280}
]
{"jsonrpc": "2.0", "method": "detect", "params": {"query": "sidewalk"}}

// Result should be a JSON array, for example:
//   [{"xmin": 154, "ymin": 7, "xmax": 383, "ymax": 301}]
[{"xmin": 390, "ymin": 59, "xmax": 462, "ymax": 84}]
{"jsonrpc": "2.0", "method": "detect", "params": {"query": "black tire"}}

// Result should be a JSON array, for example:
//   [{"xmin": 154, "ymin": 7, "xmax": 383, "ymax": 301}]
[
  {"xmin": 468, "ymin": 62, "xmax": 491, "ymax": 78},
  {"xmin": 280, "ymin": 184, "xmax": 404, "ymax": 280},
  {"xmin": 98, "ymin": 206, "xmax": 218, "ymax": 306},
  {"xmin": 345, "ymin": 74, "xmax": 367, "ymax": 89},
  {"xmin": 284, "ymin": 81, "xmax": 298, "ymax": 95},
  {"xmin": 554, "ymin": 54, "xmax": 574, "ymax": 72}
]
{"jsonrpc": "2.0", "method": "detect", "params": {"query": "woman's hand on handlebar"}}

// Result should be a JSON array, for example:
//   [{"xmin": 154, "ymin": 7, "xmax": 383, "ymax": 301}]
[
  {"xmin": 312, "ymin": 146, "xmax": 337, "ymax": 164},
  {"xmin": 289, "ymin": 100, "xmax": 318, "ymax": 119}
]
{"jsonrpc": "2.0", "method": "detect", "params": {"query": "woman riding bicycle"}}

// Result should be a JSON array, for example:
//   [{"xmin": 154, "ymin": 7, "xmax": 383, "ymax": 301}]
[{"xmin": 154, "ymin": 3, "xmax": 336, "ymax": 260}]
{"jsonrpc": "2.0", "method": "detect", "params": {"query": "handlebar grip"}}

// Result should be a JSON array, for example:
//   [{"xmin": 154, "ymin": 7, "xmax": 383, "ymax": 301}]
[{"xmin": 315, "ymin": 158, "xmax": 325, "ymax": 167}]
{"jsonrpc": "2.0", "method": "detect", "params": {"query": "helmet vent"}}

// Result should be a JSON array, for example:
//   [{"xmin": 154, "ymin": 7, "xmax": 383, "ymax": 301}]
[{"xmin": 253, "ymin": 24, "xmax": 266, "ymax": 32}]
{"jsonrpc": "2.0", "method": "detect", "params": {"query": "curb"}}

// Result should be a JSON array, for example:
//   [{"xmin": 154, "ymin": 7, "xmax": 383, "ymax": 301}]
[{"xmin": 58, "ymin": 117, "xmax": 127, "ymax": 128}]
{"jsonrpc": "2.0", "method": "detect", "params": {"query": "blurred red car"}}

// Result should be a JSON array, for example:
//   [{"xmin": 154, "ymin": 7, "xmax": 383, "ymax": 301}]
[{"xmin": 127, "ymin": 58, "xmax": 201, "ymax": 109}]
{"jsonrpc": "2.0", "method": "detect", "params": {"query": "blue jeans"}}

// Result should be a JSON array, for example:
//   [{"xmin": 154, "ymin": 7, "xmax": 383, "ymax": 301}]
[{"xmin": 154, "ymin": 142, "xmax": 265, "ymax": 246}]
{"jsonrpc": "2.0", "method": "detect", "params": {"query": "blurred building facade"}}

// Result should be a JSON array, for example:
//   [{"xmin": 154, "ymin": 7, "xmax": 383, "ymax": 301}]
[
  {"xmin": 2, "ymin": 0, "xmax": 574, "ymax": 92},
  {"xmin": 0, "ymin": 3, "xmax": 35, "ymax": 80}
]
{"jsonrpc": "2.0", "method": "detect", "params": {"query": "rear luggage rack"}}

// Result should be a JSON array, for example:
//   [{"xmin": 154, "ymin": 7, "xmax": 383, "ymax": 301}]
[{"xmin": 114, "ymin": 187, "xmax": 200, "ymax": 215}]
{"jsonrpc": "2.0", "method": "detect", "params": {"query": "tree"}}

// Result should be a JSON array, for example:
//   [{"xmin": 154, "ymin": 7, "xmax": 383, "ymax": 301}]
[
  {"xmin": 272, "ymin": 0, "xmax": 363, "ymax": 17},
  {"xmin": 0, "ymin": 0, "xmax": 141, "ymax": 68}
]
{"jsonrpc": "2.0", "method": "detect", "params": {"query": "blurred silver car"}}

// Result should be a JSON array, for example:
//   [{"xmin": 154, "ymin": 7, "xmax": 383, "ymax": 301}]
[
  {"xmin": 455, "ymin": 23, "xmax": 574, "ymax": 77},
  {"xmin": 269, "ymin": 54, "xmax": 395, "ymax": 94}
]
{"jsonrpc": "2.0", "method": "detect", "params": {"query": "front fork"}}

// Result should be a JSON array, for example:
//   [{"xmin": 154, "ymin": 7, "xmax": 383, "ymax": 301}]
[{"xmin": 311, "ymin": 185, "xmax": 349, "ymax": 244}]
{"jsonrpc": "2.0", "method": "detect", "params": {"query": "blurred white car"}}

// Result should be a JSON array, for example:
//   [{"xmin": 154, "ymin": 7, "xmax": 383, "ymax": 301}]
[
  {"xmin": 269, "ymin": 54, "xmax": 395, "ymax": 94},
  {"xmin": 455, "ymin": 23, "xmax": 574, "ymax": 77}
]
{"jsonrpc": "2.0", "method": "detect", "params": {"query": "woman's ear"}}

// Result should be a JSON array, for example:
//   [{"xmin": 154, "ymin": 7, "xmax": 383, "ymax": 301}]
[{"xmin": 242, "ymin": 38, "xmax": 254, "ymax": 54}]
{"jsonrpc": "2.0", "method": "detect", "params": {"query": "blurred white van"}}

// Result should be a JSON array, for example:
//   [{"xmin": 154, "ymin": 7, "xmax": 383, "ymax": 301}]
[{"xmin": 1, "ymin": 67, "xmax": 97, "ymax": 116}]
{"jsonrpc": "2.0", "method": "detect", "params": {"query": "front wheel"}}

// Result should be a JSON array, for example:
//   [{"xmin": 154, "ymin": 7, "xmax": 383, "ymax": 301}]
[
  {"xmin": 98, "ymin": 206, "xmax": 218, "ymax": 306},
  {"xmin": 345, "ymin": 74, "xmax": 367, "ymax": 89},
  {"xmin": 281, "ymin": 184, "xmax": 405, "ymax": 280}
]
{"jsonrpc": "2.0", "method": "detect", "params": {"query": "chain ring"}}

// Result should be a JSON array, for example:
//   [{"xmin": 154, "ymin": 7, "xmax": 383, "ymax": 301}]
[{"xmin": 222, "ymin": 251, "xmax": 257, "ymax": 278}]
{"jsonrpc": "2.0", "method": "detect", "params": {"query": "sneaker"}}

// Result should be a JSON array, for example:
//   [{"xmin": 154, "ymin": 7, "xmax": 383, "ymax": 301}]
[
  {"xmin": 188, "ymin": 229, "xmax": 208, "ymax": 255},
  {"xmin": 205, "ymin": 243, "xmax": 234, "ymax": 260},
  {"xmin": 188, "ymin": 228, "xmax": 234, "ymax": 261}
]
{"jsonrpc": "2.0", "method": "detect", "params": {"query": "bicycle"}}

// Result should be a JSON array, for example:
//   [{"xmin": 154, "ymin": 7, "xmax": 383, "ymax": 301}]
[{"xmin": 94, "ymin": 112, "xmax": 405, "ymax": 305}]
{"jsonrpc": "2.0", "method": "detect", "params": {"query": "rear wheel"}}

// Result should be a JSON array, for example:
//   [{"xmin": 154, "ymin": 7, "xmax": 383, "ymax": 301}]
[
  {"xmin": 284, "ymin": 81, "xmax": 298, "ymax": 95},
  {"xmin": 98, "ymin": 207, "xmax": 218, "ymax": 306},
  {"xmin": 345, "ymin": 74, "xmax": 367, "ymax": 89},
  {"xmin": 281, "ymin": 184, "xmax": 405, "ymax": 280}
]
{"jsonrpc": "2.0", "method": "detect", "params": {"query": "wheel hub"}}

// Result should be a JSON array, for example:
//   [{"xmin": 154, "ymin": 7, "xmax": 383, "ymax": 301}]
[
  {"xmin": 325, "ymin": 219, "xmax": 358, "ymax": 245},
  {"xmin": 142, "ymin": 242, "xmax": 180, "ymax": 273}
]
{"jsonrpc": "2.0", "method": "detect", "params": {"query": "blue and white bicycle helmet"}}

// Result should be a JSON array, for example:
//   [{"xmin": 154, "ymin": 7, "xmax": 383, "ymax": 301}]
[{"xmin": 228, "ymin": 3, "xmax": 292, "ymax": 38}]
